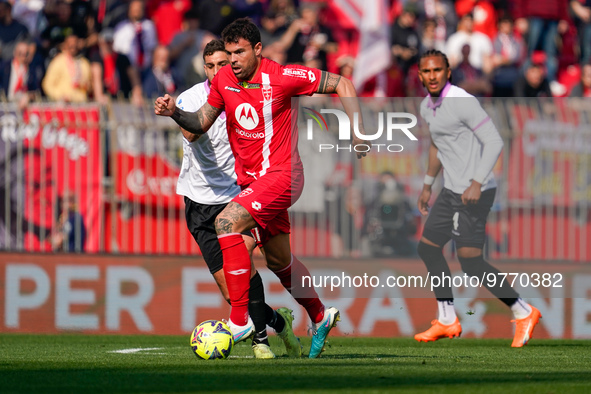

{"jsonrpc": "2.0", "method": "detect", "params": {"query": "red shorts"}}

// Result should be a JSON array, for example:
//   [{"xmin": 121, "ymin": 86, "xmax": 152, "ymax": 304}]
[{"xmin": 232, "ymin": 169, "xmax": 304, "ymax": 246}]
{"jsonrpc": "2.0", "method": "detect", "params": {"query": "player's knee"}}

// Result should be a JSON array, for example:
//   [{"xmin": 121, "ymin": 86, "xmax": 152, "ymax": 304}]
[
  {"xmin": 457, "ymin": 246, "xmax": 482, "ymax": 259},
  {"xmin": 266, "ymin": 251, "xmax": 292, "ymax": 272},
  {"xmin": 265, "ymin": 255, "xmax": 284, "ymax": 272},
  {"xmin": 417, "ymin": 241, "xmax": 443, "ymax": 261},
  {"xmin": 457, "ymin": 255, "xmax": 485, "ymax": 277}
]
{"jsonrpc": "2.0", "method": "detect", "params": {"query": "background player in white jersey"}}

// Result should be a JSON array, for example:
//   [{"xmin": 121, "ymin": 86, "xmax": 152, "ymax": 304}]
[
  {"xmin": 415, "ymin": 49, "xmax": 541, "ymax": 347},
  {"xmin": 176, "ymin": 39, "xmax": 300, "ymax": 359}
]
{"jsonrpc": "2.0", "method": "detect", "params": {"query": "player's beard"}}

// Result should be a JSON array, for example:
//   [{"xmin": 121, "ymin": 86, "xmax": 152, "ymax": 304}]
[{"xmin": 233, "ymin": 57, "xmax": 257, "ymax": 81}]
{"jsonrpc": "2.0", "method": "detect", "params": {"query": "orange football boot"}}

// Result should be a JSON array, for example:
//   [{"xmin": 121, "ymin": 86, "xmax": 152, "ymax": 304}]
[
  {"xmin": 414, "ymin": 318, "xmax": 462, "ymax": 342},
  {"xmin": 511, "ymin": 306, "xmax": 542, "ymax": 348}
]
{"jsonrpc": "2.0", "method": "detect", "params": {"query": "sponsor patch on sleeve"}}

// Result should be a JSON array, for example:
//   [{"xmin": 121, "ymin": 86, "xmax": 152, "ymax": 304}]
[{"xmin": 282, "ymin": 68, "xmax": 308, "ymax": 79}]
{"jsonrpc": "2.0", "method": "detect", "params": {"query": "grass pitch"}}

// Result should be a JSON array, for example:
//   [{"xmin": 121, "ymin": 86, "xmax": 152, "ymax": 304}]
[{"xmin": 1, "ymin": 334, "xmax": 590, "ymax": 393}]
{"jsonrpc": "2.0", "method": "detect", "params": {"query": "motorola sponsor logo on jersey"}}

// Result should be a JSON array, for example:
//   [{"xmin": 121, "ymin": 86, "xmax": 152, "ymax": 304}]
[{"xmin": 234, "ymin": 103, "xmax": 264, "ymax": 138}]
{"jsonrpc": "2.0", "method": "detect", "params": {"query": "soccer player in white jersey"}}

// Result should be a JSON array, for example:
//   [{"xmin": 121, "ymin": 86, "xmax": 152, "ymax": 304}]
[
  {"xmin": 176, "ymin": 39, "xmax": 301, "ymax": 359},
  {"xmin": 415, "ymin": 49, "xmax": 541, "ymax": 347}
]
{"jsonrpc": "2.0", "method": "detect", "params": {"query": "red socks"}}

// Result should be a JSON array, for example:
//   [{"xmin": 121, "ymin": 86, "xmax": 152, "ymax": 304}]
[
  {"xmin": 218, "ymin": 233, "xmax": 251, "ymax": 325},
  {"xmin": 274, "ymin": 254, "xmax": 325, "ymax": 324}
]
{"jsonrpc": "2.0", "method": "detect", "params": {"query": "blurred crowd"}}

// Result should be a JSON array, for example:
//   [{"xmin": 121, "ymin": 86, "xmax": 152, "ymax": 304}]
[{"xmin": 2, "ymin": 0, "xmax": 591, "ymax": 108}]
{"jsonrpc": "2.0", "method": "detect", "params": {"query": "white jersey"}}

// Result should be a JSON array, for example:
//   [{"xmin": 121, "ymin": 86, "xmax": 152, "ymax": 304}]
[
  {"xmin": 420, "ymin": 83, "xmax": 503, "ymax": 194},
  {"xmin": 176, "ymin": 80, "xmax": 240, "ymax": 204}
]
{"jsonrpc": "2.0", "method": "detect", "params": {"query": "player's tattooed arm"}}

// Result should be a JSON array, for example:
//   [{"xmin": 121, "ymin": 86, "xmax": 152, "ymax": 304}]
[
  {"xmin": 316, "ymin": 71, "xmax": 342, "ymax": 94},
  {"xmin": 181, "ymin": 128, "xmax": 200, "ymax": 142},
  {"xmin": 172, "ymin": 102, "xmax": 222, "ymax": 135}
]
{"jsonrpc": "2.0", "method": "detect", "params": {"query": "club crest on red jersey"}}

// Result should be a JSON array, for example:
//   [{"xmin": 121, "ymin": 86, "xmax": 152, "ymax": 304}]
[
  {"xmin": 262, "ymin": 85, "xmax": 272, "ymax": 101},
  {"xmin": 239, "ymin": 188, "xmax": 253, "ymax": 197}
]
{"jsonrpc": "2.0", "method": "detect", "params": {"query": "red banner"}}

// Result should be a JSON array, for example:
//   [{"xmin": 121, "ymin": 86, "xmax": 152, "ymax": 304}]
[
  {"xmin": 115, "ymin": 152, "xmax": 183, "ymax": 208},
  {"xmin": 508, "ymin": 102, "xmax": 589, "ymax": 206},
  {"xmin": 17, "ymin": 105, "xmax": 102, "ymax": 252}
]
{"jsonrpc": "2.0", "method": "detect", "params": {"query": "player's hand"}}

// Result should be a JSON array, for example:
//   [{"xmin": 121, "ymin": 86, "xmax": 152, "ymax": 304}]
[
  {"xmin": 154, "ymin": 94, "xmax": 176, "ymax": 117},
  {"xmin": 462, "ymin": 181, "xmax": 482, "ymax": 205},
  {"xmin": 418, "ymin": 188, "xmax": 431, "ymax": 216}
]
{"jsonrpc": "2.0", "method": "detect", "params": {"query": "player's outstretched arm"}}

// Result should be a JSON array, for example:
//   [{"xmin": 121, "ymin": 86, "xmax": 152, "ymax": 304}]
[
  {"xmin": 316, "ymin": 71, "xmax": 367, "ymax": 158},
  {"xmin": 154, "ymin": 94, "xmax": 222, "ymax": 135}
]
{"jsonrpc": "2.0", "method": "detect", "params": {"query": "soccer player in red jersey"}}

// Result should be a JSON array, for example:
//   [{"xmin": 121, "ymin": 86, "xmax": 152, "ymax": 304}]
[{"xmin": 155, "ymin": 18, "xmax": 365, "ymax": 358}]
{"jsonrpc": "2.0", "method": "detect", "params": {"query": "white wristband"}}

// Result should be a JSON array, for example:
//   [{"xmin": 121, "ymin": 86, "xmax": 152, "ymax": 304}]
[{"xmin": 424, "ymin": 175, "xmax": 435, "ymax": 185}]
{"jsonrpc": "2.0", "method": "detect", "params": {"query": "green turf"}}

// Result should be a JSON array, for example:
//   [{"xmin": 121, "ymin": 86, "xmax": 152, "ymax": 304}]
[{"xmin": 0, "ymin": 334, "xmax": 590, "ymax": 393}]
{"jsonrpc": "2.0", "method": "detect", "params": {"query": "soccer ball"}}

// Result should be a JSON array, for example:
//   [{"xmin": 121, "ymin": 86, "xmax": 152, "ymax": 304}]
[{"xmin": 190, "ymin": 320, "xmax": 234, "ymax": 360}]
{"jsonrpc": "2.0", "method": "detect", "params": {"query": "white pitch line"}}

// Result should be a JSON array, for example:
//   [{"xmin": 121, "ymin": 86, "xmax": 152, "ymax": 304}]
[{"xmin": 108, "ymin": 347, "xmax": 165, "ymax": 354}]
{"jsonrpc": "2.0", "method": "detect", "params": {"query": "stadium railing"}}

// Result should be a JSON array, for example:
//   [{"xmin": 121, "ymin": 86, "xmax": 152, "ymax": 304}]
[{"xmin": 0, "ymin": 97, "xmax": 589, "ymax": 262}]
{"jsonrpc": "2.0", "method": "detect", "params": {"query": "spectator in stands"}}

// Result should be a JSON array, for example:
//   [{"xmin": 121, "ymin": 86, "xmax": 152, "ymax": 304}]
[
  {"xmin": 452, "ymin": 43, "xmax": 492, "ymax": 96},
  {"xmin": 197, "ymin": 0, "xmax": 236, "ymax": 37},
  {"xmin": 39, "ymin": 0, "xmax": 91, "ymax": 60},
  {"xmin": 113, "ymin": 0, "xmax": 157, "ymax": 71},
  {"xmin": 417, "ymin": 0, "xmax": 457, "ymax": 44},
  {"xmin": 51, "ymin": 191, "xmax": 86, "ymax": 253},
  {"xmin": 232, "ymin": 0, "xmax": 265, "ymax": 25},
  {"xmin": 363, "ymin": 171, "xmax": 417, "ymax": 257},
  {"xmin": 391, "ymin": 3, "xmax": 421, "ymax": 74},
  {"xmin": 12, "ymin": 0, "xmax": 45, "ymax": 37},
  {"xmin": 513, "ymin": 0, "xmax": 569, "ymax": 96},
  {"xmin": 142, "ymin": 44, "xmax": 177, "ymax": 98},
  {"xmin": 337, "ymin": 54, "xmax": 405, "ymax": 97},
  {"xmin": 0, "ymin": 40, "xmax": 44, "ymax": 108},
  {"xmin": 90, "ymin": 28, "xmax": 144, "ymax": 105},
  {"xmin": 278, "ymin": 2, "xmax": 337, "ymax": 70},
  {"xmin": 513, "ymin": 55, "xmax": 552, "ymax": 97},
  {"xmin": 146, "ymin": 0, "xmax": 191, "ymax": 46},
  {"xmin": 491, "ymin": 15, "xmax": 525, "ymax": 97},
  {"xmin": 569, "ymin": 62, "xmax": 591, "ymax": 97},
  {"xmin": 168, "ymin": 8, "xmax": 216, "ymax": 91},
  {"xmin": 420, "ymin": 18, "xmax": 446, "ymax": 53},
  {"xmin": 42, "ymin": 33, "xmax": 92, "ymax": 102},
  {"xmin": 71, "ymin": 0, "xmax": 100, "ymax": 55},
  {"xmin": 446, "ymin": 12, "xmax": 493, "ymax": 74},
  {"xmin": 96, "ymin": 0, "xmax": 131, "ymax": 30},
  {"xmin": 455, "ymin": 0, "xmax": 497, "ymax": 39},
  {"xmin": 0, "ymin": 0, "xmax": 29, "ymax": 63},
  {"xmin": 260, "ymin": 0, "xmax": 298, "ymax": 46},
  {"xmin": 571, "ymin": 0, "xmax": 591, "ymax": 64}
]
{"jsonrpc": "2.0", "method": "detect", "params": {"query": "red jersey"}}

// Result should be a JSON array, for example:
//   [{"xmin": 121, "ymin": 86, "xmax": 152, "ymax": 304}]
[{"xmin": 208, "ymin": 58, "xmax": 321, "ymax": 186}]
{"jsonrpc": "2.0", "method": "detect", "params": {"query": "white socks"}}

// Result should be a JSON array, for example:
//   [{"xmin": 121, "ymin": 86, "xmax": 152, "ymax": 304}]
[
  {"xmin": 436, "ymin": 298, "xmax": 532, "ymax": 323},
  {"xmin": 437, "ymin": 300, "xmax": 457, "ymax": 325},
  {"xmin": 511, "ymin": 298, "xmax": 532, "ymax": 319}
]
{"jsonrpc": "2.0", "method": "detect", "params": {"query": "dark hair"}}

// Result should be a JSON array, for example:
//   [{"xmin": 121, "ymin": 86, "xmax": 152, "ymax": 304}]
[
  {"xmin": 203, "ymin": 39, "xmax": 226, "ymax": 60},
  {"xmin": 419, "ymin": 49, "xmax": 452, "ymax": 83},
  {"xmin": 221, "ymin": 17, "xmax": 261, "ymax": 49},
  {"xmin": 184, "ymin": 6, "xmax": 200, "ymax": 20}
]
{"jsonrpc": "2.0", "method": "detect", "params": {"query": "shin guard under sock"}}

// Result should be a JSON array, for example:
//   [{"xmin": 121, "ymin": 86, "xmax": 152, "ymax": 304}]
[
  {"xmin": 273, "ymin": 254, "xmax": 325, "ymax": 324},
  {"xmin": 457, "ymin": 255, "xmax": 520, "ymax": 305},
  {"xmin": 218, "ymin": 233, "xmax": 251, "ymax": 325}
]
